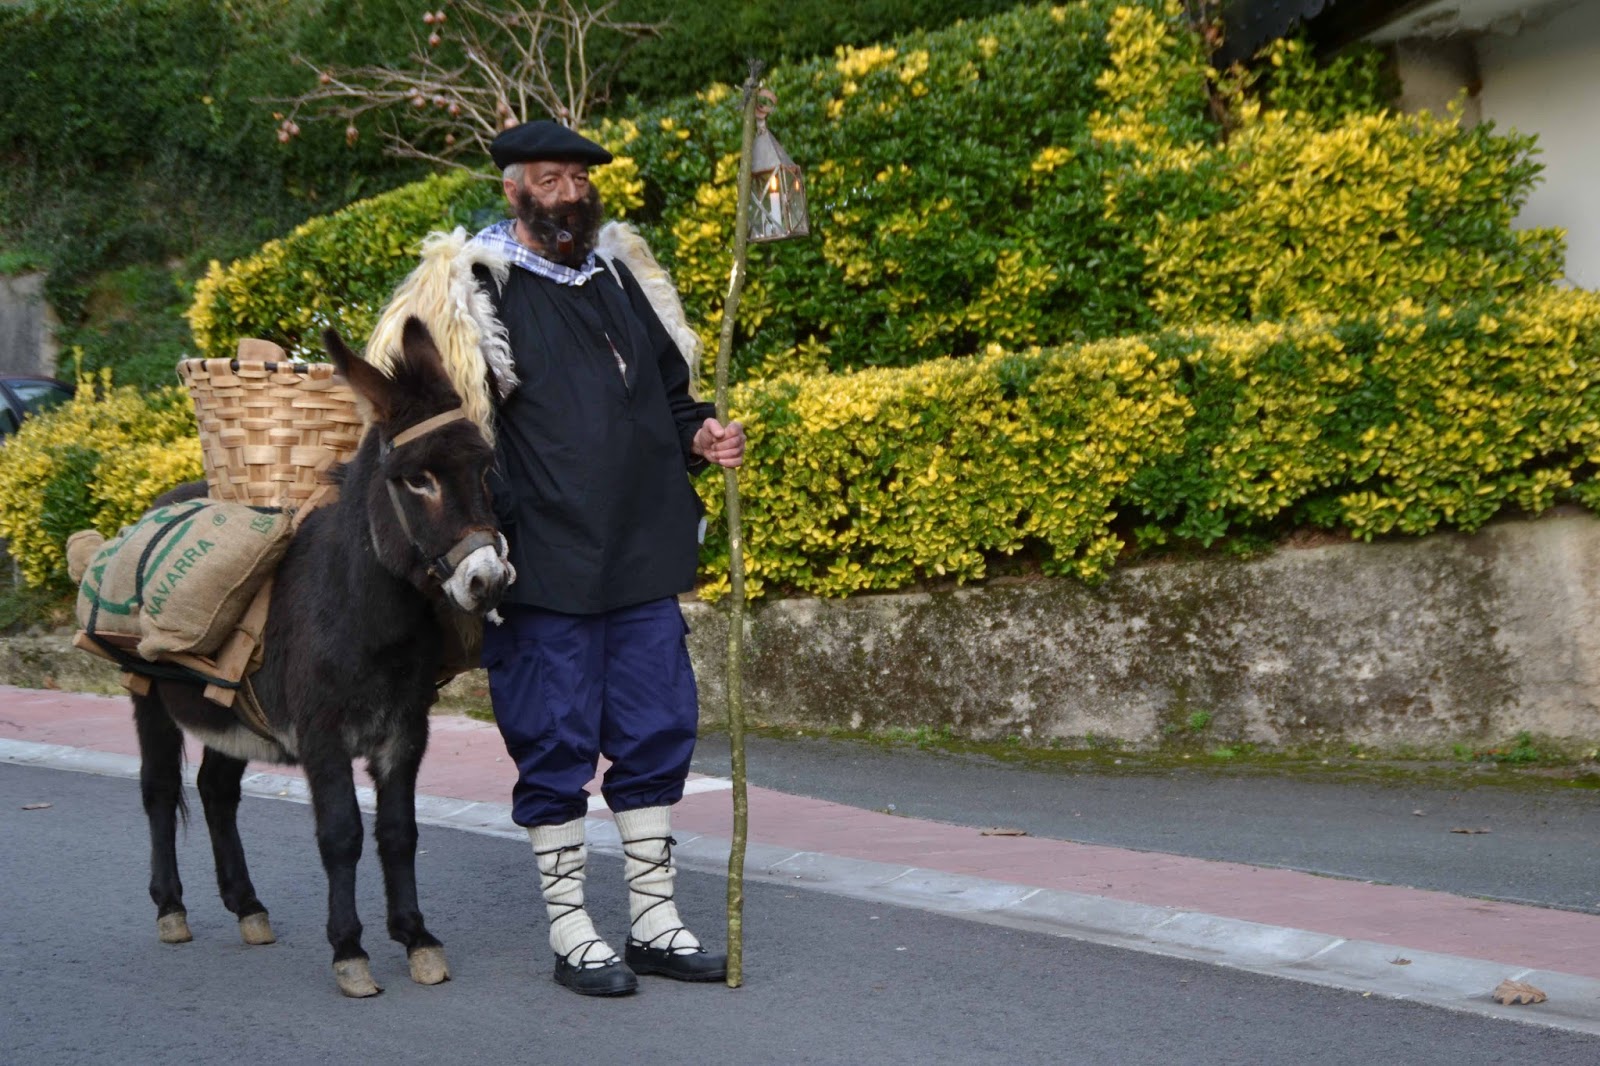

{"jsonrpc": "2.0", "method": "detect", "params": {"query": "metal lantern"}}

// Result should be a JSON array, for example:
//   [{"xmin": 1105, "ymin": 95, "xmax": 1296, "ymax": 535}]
[{"xmin": 747, "ymin": 104, "xmax": 809, "ymax": 243}]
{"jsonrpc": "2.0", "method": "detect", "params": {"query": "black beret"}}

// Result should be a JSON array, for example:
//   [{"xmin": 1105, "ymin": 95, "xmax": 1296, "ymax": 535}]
[{"xmin": 489, "ymin": 120, "xmax": 613, "ymax": 169}]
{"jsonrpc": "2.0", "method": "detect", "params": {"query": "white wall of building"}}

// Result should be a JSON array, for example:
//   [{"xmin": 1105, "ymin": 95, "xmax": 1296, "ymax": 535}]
[
  {"xmin": 1473, "ymin": 1, "xmax": 1600, "ymax": 289},
  {"xmin": 1380, "ymin": 0, "xmax": 1599, "ymax": 289}
]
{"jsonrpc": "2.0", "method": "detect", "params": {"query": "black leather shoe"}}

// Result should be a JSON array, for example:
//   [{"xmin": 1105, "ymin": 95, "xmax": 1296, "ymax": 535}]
[
  {"xmin": 553, "ymin": 955, "xmax": 638, "ymax": 996},
  {"xmin": 625, "ymin": 941, "xmax": 728, "ymax": 982}
]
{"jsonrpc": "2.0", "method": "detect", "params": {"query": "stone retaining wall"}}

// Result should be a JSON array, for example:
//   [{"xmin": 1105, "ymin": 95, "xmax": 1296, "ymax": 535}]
[
  {"xmin": 0, "ymin": 273, "xmax": 58, "ymax": 377},
  {"xmin": 9, "ymin": 510, "xmax": 1600, "ymax": 749},
  {"xmin": 680, "ymin": 509, "xmax": 1600, "ymax": 747}
]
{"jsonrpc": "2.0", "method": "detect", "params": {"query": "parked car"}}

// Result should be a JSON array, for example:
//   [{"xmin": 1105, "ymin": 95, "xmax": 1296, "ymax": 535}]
[{"xmin": 0, "ymin": 374, "xmax": 74, "ymax": 440}]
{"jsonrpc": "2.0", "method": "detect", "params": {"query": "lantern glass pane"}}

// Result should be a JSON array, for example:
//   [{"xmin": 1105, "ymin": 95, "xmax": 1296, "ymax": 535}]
[
  {"xmin": 748, "ymin": 164, "xmax": 809, "ymax": 243},
  {"xmin": 782, "ymin": 166, "xmax": 809, "ymax": 235}
]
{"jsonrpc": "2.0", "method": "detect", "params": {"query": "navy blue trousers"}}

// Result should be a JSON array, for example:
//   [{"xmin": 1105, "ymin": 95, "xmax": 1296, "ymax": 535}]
[{"xmin": 482, "ymin": 597, "xmax": 700, "ymax": 828}]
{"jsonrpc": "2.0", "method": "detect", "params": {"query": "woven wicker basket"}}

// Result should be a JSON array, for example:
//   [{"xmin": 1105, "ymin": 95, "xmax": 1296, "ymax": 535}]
[{"xmin": 177, "ymin": 339, "xmax": 364, "ymax": 511}]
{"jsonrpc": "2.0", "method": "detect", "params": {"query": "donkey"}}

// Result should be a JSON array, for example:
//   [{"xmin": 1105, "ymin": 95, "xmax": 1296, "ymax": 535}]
[{"xmin": 131, "ymin": 317, "xmax": 512, "ymax": 997}]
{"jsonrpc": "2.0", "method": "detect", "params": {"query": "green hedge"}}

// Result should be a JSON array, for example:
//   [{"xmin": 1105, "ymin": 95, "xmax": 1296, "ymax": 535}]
[
  {"xmin": 603, "ymin": 1, "xmax": 1025, "ymax": 106},
  {"xmin": 188, "ymin": 172, "xmax": 497, "ymax": 361},
  {"xmin": 0, "ymin": 0, "xmax": 427, "ymax": 326},
  {"xmin": 187, "ymin": 1, "xmax": 1561, "ymax": 385},
  {"xmin": 190, "ymin": 0, "xmax": 1155, "ymax": 365},
  {"xmin": 691, "ymin": 287, "xmax": 1600, "ymax": 598},
  {"xmin": 0, "ymin": 0, "xmax": 1035, "ymax": 350}
]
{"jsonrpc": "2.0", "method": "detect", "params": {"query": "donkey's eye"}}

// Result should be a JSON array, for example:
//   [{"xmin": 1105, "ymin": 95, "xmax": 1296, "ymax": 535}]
[{"xmin": 401, "ymin": 472, "xmax": 438, "ymax": 495}]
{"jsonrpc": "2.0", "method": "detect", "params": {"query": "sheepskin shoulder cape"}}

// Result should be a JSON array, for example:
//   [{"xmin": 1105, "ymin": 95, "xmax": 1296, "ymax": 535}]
[
  {"xmin": 595, "ymin": 221, "xmax": 703, "ymax": 380},
  {"xmin": 364, "ymin": 221, "xmax": 701, "ymax": 442}
]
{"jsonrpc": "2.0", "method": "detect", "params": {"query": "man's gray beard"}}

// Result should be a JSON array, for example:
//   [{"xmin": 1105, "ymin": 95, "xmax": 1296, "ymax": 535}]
[{"xmin": 515, "ymin": 186, "xmax": 604, "ymax": 267}]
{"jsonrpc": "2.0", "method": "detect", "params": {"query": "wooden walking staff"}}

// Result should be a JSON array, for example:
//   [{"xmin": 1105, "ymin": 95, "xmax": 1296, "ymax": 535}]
[
  {"xmin": 713, "ymin": 61, "xmax": 810, "ymax": 987},
  {"xmin": 713, "ymin": 64, "xmax": 762, "ymax": 991}
]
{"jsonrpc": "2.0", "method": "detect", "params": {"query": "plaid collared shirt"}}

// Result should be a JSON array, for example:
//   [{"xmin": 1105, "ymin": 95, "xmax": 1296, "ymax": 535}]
[
  {"xmin": 470, "ymin": 219, "xmax": 627, "ymax": 378},
  {"xmin": 468, "ymin": 219, "xmax": 604, "ymax": 286}
]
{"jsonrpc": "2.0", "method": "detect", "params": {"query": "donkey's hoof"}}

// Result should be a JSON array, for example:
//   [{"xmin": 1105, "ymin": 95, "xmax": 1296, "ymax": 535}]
[
  {"xmin": 239, "ymin": 913, "xmax": 277, "ymax": 946},
  {"xmin": 157, "ymin": 912, "xmax": 193, "ymax": 944},
  {"xmin": 408, "ymin": 945, "xmax": 451, "ymax": 986},
  {"xmin": 333, "ymin": 957, "xmax": 383, "ymax": 998}
]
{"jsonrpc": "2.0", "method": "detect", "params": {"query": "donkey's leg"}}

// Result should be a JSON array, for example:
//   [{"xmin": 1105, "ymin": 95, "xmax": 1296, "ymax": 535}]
[
  {"xmin": 372, "ymin": 742, "xmax": 449, "ymax": 986},
  {"xmin": 303, "ymin": 747, "xmax": 380, "ymax": 997},
  {"xmin": 133, "ymin": 691, "xmax": 191, "ymax": 944},
  {"xmin": 195, "ymin": 747, "xmax": 275, "ymax": 946}
]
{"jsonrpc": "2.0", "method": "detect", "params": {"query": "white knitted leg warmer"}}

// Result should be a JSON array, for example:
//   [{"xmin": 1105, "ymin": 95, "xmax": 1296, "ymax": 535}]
[
  {"xmin": 528, "ymin": 819, "xmax": 618, "ymax": 968},
  {"xmin": 613, "ymin": 805, "xmax": 702, "ymax": 954}
]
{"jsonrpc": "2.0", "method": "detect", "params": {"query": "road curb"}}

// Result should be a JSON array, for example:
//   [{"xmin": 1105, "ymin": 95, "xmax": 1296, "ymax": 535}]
[{"xmin": 5, "ymin": 736, "xmax": 1596, "ymax": 1035}]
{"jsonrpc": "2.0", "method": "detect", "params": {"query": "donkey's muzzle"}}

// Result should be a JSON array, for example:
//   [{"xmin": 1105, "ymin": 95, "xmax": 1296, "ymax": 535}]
[{"xmin": 439, "ymin": 530, "xmax": 514, "ymax": 615}]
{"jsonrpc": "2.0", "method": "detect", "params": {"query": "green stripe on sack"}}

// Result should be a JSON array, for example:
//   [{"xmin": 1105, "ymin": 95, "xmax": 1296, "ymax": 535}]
[
  {"xmin": 79, "ymin": 504, "xmax": 187, "ymax": 616},
  {"xmin": 139, "ymin": 517, "xmax": 199, "ymax": 619}
]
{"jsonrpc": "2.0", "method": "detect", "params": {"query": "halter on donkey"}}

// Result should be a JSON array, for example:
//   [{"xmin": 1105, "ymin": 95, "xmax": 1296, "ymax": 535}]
[{"xmin": 131, "ymin": 317, "xmax": 513, "ymax": 997}]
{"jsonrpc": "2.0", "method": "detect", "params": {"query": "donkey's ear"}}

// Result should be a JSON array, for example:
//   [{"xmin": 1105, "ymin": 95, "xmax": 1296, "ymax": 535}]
[
  {"xmin": 399, "ymin": 317, "xmax": 447, "ymax": 383},
  {"xmin": 324, "ymin": 328, "xmax": 392, "ymax": 425}
]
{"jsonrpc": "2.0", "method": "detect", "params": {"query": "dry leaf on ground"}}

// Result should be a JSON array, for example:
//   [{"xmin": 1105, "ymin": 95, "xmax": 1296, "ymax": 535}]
[
  {"xmin": 981, "ymin": 827, "xmax": 1028, "ymax": 837},
  {"xmin": 1390, "ymin": 957, "xmax": 1411, "ymax": 966},
  {"xmin": 1491, "ymin": 979, "xmax": 1547, "ymax": 1006}
]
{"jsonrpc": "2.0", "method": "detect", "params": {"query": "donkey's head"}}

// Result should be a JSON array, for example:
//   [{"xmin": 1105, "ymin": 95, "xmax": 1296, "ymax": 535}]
[{"xmin": 324, "ymin": 318, "xmax": 513, "ymax": 615}]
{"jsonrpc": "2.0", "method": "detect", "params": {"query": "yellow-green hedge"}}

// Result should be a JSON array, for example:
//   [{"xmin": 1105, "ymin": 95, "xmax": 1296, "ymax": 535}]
[
  {"xmin": 0, "ymin": 370, "xmax": 202, "ymax": 588},
  {"xmin": 693, "ymin": 287, "xmax": 1600, "ymax": 598},
  {"xmin": 1093, "ymin": 10, "xmax": 1561, "ymax": 324},
  {"xmin": 9, "ymin": 289, "xmax": 1600, "ymax": 593}
]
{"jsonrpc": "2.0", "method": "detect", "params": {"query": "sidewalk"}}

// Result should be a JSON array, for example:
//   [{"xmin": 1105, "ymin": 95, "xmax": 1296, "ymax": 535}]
[{"xmin": 4, "ymin": 684, "xmax": 1600, "ymax": 1033}]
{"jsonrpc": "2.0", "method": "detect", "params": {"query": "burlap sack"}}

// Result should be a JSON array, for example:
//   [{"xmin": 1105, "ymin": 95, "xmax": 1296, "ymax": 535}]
[
  {"xmin": 66, "ymin": 529, "xmax": 106, "ymax": 585},
  {"xmin": 76, "ymin": 499, "xmax": 292, "ymax": 661},
  {"xmin": 75, "ymin": 528, "xmax": 142, "ymax": 647}
]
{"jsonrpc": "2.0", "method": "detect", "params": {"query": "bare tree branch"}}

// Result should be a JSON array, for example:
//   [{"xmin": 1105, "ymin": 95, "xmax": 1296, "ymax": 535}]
[{"xmin": 269, "ymin": 0, "xmax": 663, "ymax": 171}]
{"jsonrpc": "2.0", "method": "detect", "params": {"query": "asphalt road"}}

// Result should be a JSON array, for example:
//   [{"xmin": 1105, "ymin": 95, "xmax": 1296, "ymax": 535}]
[
  {"xmin": 692, "ymin": 733, "xmax": 1600, "ymax": 913},
  {"xmin": 6, "ymin": 762, "xmax": 1598, "ymax": 1065}
]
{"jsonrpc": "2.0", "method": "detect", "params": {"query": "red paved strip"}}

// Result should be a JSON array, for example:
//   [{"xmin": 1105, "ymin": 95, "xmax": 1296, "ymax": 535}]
[{"xmin": 5, "ymin": 685, "xmax": 1600, "ymax": 980}]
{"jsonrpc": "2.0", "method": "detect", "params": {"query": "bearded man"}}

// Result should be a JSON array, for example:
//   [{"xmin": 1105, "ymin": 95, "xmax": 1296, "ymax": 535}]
[{"xmin": 462, "ymin": 120, "xmax": 743, "ymax": 997}]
